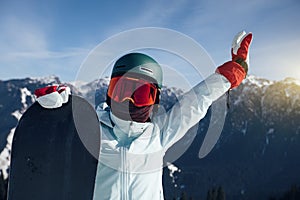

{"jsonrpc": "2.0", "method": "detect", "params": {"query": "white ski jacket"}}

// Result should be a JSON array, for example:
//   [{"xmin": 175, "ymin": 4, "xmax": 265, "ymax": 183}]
[{"xmin": 93, "ymin": 73, "xmax": 231, "ymax": 200}]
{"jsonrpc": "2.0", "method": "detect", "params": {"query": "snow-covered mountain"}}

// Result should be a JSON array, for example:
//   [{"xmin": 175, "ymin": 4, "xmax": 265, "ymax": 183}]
[
  {"xmin": 0, "ymin": 75, "xmax": 300, "ymax": 199},
  {"xmin": 164, "ymin": 75, "xmax": 300, "ymax": 199}
]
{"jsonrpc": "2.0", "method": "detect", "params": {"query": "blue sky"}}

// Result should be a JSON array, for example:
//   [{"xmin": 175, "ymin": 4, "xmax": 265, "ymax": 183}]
[{"xmin": 1, "ymin": 0, "xmax": 300, "ymax": 88}]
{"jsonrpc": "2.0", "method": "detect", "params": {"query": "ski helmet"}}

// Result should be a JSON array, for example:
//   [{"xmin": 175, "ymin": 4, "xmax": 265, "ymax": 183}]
[{"xmin": 110, "ymin": 53, "xmax": 163, "ymax": 88}]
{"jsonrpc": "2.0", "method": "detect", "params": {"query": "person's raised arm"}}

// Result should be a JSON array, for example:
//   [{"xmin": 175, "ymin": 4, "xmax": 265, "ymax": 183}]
[{"xmin": 154, "ymin": 31, "xmax": 253, "ymax": 150}]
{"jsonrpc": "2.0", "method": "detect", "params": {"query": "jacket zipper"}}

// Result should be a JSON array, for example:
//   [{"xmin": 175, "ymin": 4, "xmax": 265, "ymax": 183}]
[{"xmin": 121, "ymin": 147, "xmax": 128, "ymax": 200}]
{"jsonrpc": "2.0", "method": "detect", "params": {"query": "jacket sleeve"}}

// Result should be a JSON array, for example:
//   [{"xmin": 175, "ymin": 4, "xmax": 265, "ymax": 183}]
[{"xmin": 152, "ymin": 73, "xmax": 231, "ymax": 150}]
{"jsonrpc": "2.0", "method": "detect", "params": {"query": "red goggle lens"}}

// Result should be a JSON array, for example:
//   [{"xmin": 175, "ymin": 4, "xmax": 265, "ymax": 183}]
[{"xmin": 107, "ymin": 76, "xmax": 158, "ymax": 107}]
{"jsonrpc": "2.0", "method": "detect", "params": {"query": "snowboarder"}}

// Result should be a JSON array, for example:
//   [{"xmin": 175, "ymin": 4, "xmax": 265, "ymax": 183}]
[{"xmin": 34, "ymin": 31, "xmax": 252, "ymax": 200}]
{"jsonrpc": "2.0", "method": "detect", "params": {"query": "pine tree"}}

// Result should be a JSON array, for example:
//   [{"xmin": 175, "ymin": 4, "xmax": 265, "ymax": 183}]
[
  {"xmin": 280, "ymin": 185, "xmax": 300, "ymax": 200},
  {"xmin": 206, "ymin": 186, "xmax": 226, "ymax": 200},
  {"xmin": 207, "ymin": 188, "xmax": 218, "ymax": 200},
  {"xmin": 216, "ymin": 186, "xmax": 226, "ymax": 200},
  {"xmin": 207, "ymin": 189, "xmax": 213, "ymax": 200},
  {"xmin": 0, "ymin": 171, "xmax": 7, "ymax": 200},
  {"xmin": 180, "ymin": 192, "xmax": 188, "ymax": 200}
]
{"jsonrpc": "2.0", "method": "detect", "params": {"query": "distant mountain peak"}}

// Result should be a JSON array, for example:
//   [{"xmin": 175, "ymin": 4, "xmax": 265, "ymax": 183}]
[
  {"xmin": 244, "ymin": 75, "xmax": 274, "ymax": 88},
  {"xmin": 28, "ymin": 75, "xmax": 61, "ymax": 85},
  {"xmin": 282, "ymin": 77, "xmax": 300, "ymax": 85}
]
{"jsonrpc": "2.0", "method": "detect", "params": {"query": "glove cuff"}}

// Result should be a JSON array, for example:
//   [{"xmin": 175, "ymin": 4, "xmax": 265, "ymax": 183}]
[
  {"xmin": 36, "ymin": 91, "xmax": 63, "ymax": 109},
  {"xmin": 234, "ymin": 57, "xmax": 248, "ymax": 74},
  {"xmin": 34, "ymin": 85, "xmax": 71, "ymax": 109},
  {"xmin": 216, "ymin": 61, "xmax": 246, "ymax": 89}
]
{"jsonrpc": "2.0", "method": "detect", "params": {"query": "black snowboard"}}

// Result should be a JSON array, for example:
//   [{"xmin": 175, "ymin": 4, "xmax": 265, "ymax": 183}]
[{"xmin": 7, "ymin": 95, "xmax": 100, "ymax": 200}]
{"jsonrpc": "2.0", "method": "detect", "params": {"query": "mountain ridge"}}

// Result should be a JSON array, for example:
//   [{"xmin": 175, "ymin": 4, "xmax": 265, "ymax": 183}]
[{"xmin": 0, "ymin": 74, "xmax": 300, "ymax": 199}]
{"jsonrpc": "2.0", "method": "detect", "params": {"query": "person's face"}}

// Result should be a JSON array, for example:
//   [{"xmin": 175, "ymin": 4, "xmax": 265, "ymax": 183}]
[{"xmin": 107, "ymin": 75, "xmax": 158, "ymax": 122}]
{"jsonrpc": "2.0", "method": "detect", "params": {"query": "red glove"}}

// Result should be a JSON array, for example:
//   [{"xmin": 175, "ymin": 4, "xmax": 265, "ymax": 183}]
[
  {"xmin": 231, "ymin": 31, "xmax": 253, "ymax": 64},
  {"xmin": 34, "ymin": 85, "xmax": 71, "ymax": 109},
  {"xmin": 216, "ymin": 31, "xmax": 253, "ymax": 89}
]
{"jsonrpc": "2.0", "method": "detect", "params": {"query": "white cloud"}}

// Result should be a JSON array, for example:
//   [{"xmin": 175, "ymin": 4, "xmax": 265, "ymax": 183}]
[
  {"xmin": 5, "ymin": 48, "xmax": 89, "ymax": 60},
  {"xmin": 1, "ymin": 0, "xmax": 299, "ymax": 83},
  {"xmin": 0, "ymin": 16, "xmax": 90, "ymax": 81},
  {"xmin": 0, "ymin": 16, "xmax": 47, "ymax": 52},
  {"xmin": 174, "ymin": 0, "xmax": 300, "ymax": 81},
  {"xmin": 101, "ymin": 0, "xmax": 189, "ymax": 37},
  {"xmin": 135, "ymin": 0, "xmax": 188, "ymax": 26}
]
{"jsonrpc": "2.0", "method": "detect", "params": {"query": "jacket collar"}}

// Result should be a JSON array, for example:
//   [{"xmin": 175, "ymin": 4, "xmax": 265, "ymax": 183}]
[{"xmin": 96, "ymin": 103, "xmax": 150, "ymax": 145}]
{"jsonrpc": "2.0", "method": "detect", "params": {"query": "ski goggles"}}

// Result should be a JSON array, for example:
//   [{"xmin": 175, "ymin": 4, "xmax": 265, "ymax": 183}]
[{"xmin": 107, "ymin": 76, "xmax": 158, "ymax": 107}]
